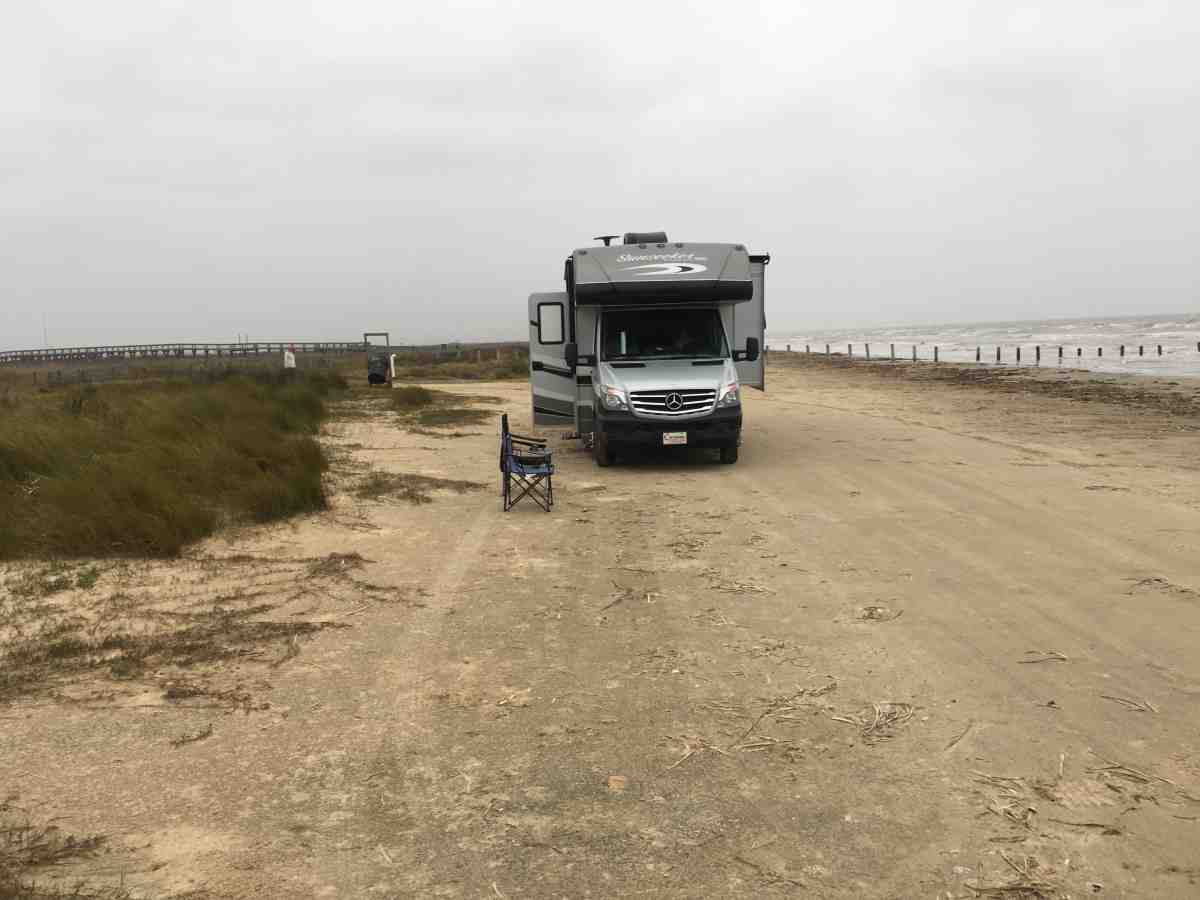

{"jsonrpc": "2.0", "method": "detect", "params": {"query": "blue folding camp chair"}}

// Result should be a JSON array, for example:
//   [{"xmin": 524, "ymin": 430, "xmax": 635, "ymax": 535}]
[{"xmin": 500, "ymin": 414, "xmax": 554, "ymax": 512}]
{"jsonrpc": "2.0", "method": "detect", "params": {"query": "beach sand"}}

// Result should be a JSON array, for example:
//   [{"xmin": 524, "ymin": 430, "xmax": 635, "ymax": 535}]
[{"xmin": 3, "ymin": 356, "xmax": 1199, "ymax": 898}]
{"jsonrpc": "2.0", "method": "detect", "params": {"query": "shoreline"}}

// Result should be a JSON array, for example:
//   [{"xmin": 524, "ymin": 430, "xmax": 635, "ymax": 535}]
[{"xmin": 771, "ymin": 350, "xmax": 1200, "ymax": 422}]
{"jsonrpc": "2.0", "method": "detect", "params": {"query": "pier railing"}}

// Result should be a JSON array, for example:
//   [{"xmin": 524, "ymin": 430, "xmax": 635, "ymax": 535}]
[
  {"xmin": 0, "ymin": 341, "xmax": 370, "ymax": 365},
  {"xmin": 0, "ymin": 340, "xmax": 526, "ymax": 366}
]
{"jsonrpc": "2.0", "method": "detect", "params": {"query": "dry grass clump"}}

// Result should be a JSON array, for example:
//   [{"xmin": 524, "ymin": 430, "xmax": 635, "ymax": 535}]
[
  {"xmin": 388, "ymin": 386, "xmax": 498, "ymax": 431},
  {"xmin": 831, "ymin": 701, "xmax": 915, "ymax": 743},
  {"xmin": 390, "ymin": 350, "xmax": 528, "ymax": 382},
  {"xmin": 415, "ymin": 407, "xmax": 493, "ymax": 428},
  {"xmin": 0, "ymin": 797, "xmax": 126, "ymax": 899},
  {"xmin": 391, "ymin": 386, "xmax": 436, "ymax": 410},
  {"xmin": 355, "ymin": 472, "xmax": 484, "ymax": 504},
  {"xmin": 0, "ymin": 370, "xmax": 344, "ymax": 558},
  {"xmin": 0, "ymin": 591, "xmax": 344, "ymax": 703}
]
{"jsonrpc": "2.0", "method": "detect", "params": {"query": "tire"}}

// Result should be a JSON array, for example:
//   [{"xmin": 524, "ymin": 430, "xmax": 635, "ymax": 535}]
[
  {"xmin": 719, "ymin": 445, "xmax": 739, "ymax": 465},
  {"xmin": 593, "ymin": 432, "xmax": 615, "ymax": 467}
]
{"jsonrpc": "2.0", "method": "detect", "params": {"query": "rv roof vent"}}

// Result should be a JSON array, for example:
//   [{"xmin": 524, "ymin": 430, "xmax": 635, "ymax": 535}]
[{"xmin": 623, "ymin": 231, "xmax": 668, "ymax": 245}]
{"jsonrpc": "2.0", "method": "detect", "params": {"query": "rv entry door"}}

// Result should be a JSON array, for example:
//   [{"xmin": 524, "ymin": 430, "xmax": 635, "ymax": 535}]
[
  {"xmin": 732, "ymin": 254, "xmax": 768, "ymax": 390},
  {"xmin": 528, "ymin": 292, "xmax": 575, "ymax": 426}
]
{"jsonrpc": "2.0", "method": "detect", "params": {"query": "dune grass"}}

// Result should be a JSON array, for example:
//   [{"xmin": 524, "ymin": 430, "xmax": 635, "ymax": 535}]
[
  {"xmin": 0, "ymin": 370, "xmax": 346, "ymax": 559},
  {"xmin": 389, "ymin": 349, "xmax": 528, "ymax": 382},
  {"xmin": 391, "ymin": 386, "xmax": 436, "ymax": 410},
  {"xmin": 354, "ymin": 471, "xmax": 485, "ymax": 504}
]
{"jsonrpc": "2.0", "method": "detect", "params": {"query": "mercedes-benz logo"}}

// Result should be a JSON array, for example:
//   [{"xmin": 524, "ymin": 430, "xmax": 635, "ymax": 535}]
[{"xmin": 665, "ymin": 392, "xmax": 683, "ymax": 411}]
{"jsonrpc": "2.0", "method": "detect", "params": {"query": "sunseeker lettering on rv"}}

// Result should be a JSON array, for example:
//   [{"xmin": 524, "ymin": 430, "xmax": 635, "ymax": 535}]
[{"xmin": 616, "ymin": 253, "xmax": 707, "ymax": 263}]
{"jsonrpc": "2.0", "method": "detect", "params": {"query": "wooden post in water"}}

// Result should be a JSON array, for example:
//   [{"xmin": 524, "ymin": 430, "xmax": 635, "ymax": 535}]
[
  {"xmin": 826, "ymin": 344, "xmax": 831, "ymax": 357},
  {"xmin": 890, "ymin": 343, "xmax": 896, "ymax": 360},
  {"xmin": 865, "ymin": 344, "xmax": 870, "ymax": 360},
  {"xmin": 847, "ymin": 343, "xmax": 853, "ymax": 358},
  {"xmin": 806, "ymin": 344, "xmax": 811, "ymax": 354},
  {"xmin": 1036, "ymin": 345, "xmax": 1041, "ymax": 365},
  {"xmin": 1016, "ymin": 347, "xmax": 1021, "ymax": 364},
  {"xmin": 1158, "ymin": 345, "xmax": 1163, "ymax": 356},
  {"xmin": 1098, "ymin": 347, "xmax": 1102, "ymax": 358},
  {"xmin": 1077, "ymin": 347, "xmax": 1082, "ymax": 359},
  {"xmin": 1120, "ymin": 345, "xmax": 1125, "ymax": 358},
  {"xmin": 934, "ymin": 346, "xmax": 939, "ymax": 363},
  {"xmin": 996, "ymin": 346, "xmax": 1001, "ymax": 364},
  {"xmin": 786, "ymin": 344, "xmax": 791, "ymax": 352},
  {"xmin": 912, "ymin": 345, "xmax": 917, "ymax": 362}
]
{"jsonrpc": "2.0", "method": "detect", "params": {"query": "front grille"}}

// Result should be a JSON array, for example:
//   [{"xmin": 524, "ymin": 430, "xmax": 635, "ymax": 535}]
[{"xmin": 629, "ymin": 388, "xmax": 717, "ymax": 417}]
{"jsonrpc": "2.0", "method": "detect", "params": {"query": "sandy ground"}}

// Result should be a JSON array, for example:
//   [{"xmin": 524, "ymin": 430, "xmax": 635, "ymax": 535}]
[{"xmin": 3, "ymin": 357, "xmax": 1200, "ymax": 899}]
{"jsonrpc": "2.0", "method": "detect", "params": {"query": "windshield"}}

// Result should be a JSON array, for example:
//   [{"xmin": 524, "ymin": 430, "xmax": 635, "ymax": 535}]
[{"xmin": 601, "ymin": 308, "xmax": 729, "ymax": 361}]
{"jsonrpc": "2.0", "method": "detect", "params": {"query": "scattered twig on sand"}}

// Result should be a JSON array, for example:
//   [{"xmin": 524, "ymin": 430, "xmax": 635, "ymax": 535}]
[
  {"xmin": 270, "ymin": 634, "xmax": 302, "ymax": 668},
  {"xmin": 1100, "ymin": 694, "xmax": 1158, "ymax": 713},
  {"xmin": 700, "ymin": 568, "xmax": 774, "ymax": 595},
  {"xmin": 966, "ymin": 852, "xmax": 1057, "ymax": 898},
  {"xmin": 830, "ymin": 702, "xmax": 914, "ymax": 743},
  {"xmin": 600, "ymin": 582, "xmax": 634, "ymax": 611},
  {"xmin": 858, "ymin": 605, "xmax": 903, "ymax": 622},
  {"xmin": 1086, "ymin": 750, "xmax": 1174, "ymax": 786},
  {"xmin": 729, "ymin": 707, "xmax": 774, "ymax": 749},
  {"xmin": 491, "ymin": 881, "xmax": 507, "ymax": 899},
  {"xmin": 170, "ymin": 723, "xmax": 214, "ymax": 748},
  {"xmin": 986, "ymin": 800, "xmax": 1038, "ymax": 831},
  {"xmin": 945, "ymin": 719, "xmax": 974, "ymax": 751},
  {"xmin": 731, "ymin": 735, "xmax": 803, "ymax": 760},
  {"xmin": 732, "ymin": 854, "xmax": 804, "ymax": 888},
  {"xmin": 1045, "ymin": 818, "xmax": 1121, "ymax": 834},
  {"xmin": 972, "ymin": 772, "xmax": 1038, "ymax": 830},
  {"xmin": 665, "ymin": 734, "xmax": 729, "ymax": 770},
  {"xmin": 1019, "ymin": 650, "xmax": 1069, "ymax": 664}
]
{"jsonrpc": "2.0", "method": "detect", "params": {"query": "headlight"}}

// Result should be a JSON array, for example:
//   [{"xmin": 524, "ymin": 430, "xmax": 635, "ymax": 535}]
[
  {"xmin": 601, "ymin": 386, "xmax": 628, "ymax": 410},
  {"xmin": 718, "ymin": 382, "xmax": 740, "ymax": 406}
]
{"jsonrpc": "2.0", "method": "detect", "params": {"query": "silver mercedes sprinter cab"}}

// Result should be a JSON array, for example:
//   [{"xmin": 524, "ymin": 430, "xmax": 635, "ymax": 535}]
[{"xmin": 528, "ymin": 231, "xmax": 768, "ymax": 466}]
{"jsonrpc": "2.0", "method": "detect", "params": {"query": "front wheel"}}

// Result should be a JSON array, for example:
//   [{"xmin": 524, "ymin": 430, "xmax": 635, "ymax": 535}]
[
  {"xmin": 719, "ymin": 445, "xmax": 739, "ymax": 465},
  {"xmin": 594, "ymin": 432, "xmax": 615, "ymax": 467}
]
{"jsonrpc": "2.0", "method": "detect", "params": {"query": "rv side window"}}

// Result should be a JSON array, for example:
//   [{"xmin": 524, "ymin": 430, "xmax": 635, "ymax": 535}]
[{"xmin": 537, "ymin": 302, "xmax": 564, "ymax": 345}]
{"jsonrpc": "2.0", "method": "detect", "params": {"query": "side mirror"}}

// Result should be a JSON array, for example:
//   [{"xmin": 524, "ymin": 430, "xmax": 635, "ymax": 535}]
[
  {"xmin": 745, "ymin": 337, "xmax": 760, "ymax": 362},
  {"xmin": 564, "ymin": 342, "xmax": 579, "ymax": 368}
]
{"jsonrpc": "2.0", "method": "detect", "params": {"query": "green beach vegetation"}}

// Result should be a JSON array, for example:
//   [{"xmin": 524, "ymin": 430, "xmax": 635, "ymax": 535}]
[{"xmin": 0, "ymin": 369, "xmax": 346, "ymax": 558}]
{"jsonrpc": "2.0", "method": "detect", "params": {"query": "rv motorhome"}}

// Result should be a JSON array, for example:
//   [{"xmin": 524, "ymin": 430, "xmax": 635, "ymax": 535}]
[{"xmin": 528, "ymin": 231, "xmax": 768, "ymax": 466}]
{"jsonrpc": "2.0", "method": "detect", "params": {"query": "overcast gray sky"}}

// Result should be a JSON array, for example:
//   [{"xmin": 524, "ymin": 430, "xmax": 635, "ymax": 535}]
[{"xmin": 3, "ymin": 1, "xmax": 1198, "ymax": 348}]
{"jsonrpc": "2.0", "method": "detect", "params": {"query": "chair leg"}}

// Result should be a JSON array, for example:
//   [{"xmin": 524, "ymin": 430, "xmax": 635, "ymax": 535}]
[{"xmin": 507, "ymin": 474, "xmax": 552, "ymax": 512}]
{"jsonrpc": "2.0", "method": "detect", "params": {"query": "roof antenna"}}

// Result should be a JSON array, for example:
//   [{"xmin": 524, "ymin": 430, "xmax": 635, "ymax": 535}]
[{"xmin": 593, "ymin": 235, "xmax": 619, "ymax": 247}]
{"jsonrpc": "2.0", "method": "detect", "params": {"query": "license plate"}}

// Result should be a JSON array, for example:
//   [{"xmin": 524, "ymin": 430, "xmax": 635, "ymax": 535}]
[{"xmin": 662, "ymin": 432, "xmax": 688, "ymax": 446}]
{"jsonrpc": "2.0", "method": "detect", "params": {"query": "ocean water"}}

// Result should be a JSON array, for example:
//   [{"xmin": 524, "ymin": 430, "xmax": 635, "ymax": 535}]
[{"xmin": 769, "ymin": 313, "xmax": 1200, "ymax": 378}]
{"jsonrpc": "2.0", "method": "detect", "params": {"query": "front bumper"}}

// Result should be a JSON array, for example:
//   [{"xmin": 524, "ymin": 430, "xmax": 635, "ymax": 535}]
[{"xmin": 595, "ymin": 405, "xmax": 741, "ymax": 448}]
